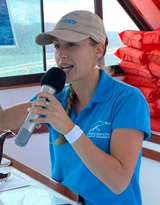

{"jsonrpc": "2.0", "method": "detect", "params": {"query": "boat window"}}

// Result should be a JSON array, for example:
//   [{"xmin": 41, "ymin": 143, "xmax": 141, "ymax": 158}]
[
  {"xmin": 117, "ymin": 0, "xmax": 160, "ymax": 30},
  {"xmin": 0, "ymin": 0, "xmax": 44, "ymax": 78},
  {"xmin": 130, "ymin": 0, "xmax": 160, "ymax": 30},
  {"xmin": 0, "ymin": 0, "xmax": 159, "ymax": 86},
  {"xmin": 103, "ymin": 0, "xmax": 139, "ymax": 66},
  {"xmin": 0, "ymin": 0, "xmax": 94, "ymax": 86}
]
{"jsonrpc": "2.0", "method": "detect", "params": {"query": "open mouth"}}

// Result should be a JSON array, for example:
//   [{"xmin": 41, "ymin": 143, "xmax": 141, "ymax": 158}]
[{"xmin": 61, "ymin": 65, "xmax": 74, "ymax": 72}]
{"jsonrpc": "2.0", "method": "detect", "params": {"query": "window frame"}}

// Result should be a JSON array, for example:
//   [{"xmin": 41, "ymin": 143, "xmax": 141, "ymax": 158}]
[
  {"xmin": 0, "ymin": 0, "xmax": 102, "ymax": 88},
  {"xmin": 117, "ymin": 0, "xmax": 158, "ymax": 31},
  {"xmin": 0, "ymin": 0, "xmax": 46, "ymax": 88}
]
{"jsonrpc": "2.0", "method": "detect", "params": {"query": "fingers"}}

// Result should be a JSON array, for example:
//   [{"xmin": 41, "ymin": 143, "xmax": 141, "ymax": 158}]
[
  {"xmin": 28, "ymin": 93, "xmax": 58, "ymax": 121},
  {"xmin": 30, "ymin": 100, "xmax": 47, "ymax": 109},
  {"xmin": 31, "ymin": 92, "xmax": 58, "ymax": 108},
  {"xmin": 28, "ymin": 92, "xmax": 66, "ymax": 129},
  {"xmin": 37, "ymin": 92, "xmax": 57, "ymax": 103},
  {"xmin": 27, "ymin": 105, "xmax": 52, "ymax": 124},
  {"xmin": 28, "ymin": 104, "xmax": 51, "ymax": 115}
]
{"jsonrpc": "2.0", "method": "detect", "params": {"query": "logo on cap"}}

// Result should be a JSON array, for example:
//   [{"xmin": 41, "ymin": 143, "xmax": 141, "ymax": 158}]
[
  {"xmin": 58, "ymin": 13, "xmax": 80, "ymax": 25},
  {"xmin": 59, "ymin": 19, "xmax": 76, "ymax": 25}
]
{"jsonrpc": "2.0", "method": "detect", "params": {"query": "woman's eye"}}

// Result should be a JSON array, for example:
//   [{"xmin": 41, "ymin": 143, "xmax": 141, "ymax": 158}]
[
  {"xmin": 68, "ymin": 43, "xmax": 75, "ymax": 47},
  {"xmin": 54, "ymin": 44, "xmax": 60, "ymax": 49}
]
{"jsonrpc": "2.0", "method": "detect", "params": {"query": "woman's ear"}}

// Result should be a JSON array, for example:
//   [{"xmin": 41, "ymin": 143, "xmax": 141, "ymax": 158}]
[{"xmin": 96, "ymin": 43, "xmax": 105, "ymax": 58}]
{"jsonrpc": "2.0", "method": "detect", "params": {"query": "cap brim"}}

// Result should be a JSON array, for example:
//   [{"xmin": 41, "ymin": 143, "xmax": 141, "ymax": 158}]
[{"xmin": 35, "ymin": 30, "xmax": 89, "ymax": 45}]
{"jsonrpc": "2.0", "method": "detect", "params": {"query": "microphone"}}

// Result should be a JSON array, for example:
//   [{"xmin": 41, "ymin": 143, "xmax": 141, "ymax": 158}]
[{"xmin": 14, "ymin": 67, "xmax": 66, "ymax": 147}]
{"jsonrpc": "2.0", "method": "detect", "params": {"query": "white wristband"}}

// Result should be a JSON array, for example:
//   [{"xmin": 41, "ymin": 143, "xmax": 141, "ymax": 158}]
[{"xmin": 64, "ymin": 125, "xmax": 83, "ymax": 144}]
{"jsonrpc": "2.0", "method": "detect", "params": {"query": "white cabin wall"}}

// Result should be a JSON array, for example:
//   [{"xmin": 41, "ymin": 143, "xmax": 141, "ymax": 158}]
[
  {"xmin": 1, "ymin": 86, "xmax": 160, "ymax": 205},
  {"xmin": 3, "ymin": 132, "xmax": 51, "ymax": 176},
  {"xmin": 140, "ymin": 157, "xmax": 160, "ymax": 205},
  {"xmin": 0, "ymin": 86, "xmax": 40, "ymax": 106},
  {"xmin": 0, "ymin": 86, "xmax": 51, "ymax": 177}
]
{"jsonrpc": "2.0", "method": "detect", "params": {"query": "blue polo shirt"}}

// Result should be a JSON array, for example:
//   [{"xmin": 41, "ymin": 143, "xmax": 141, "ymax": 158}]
[{"xmin": 33, "ymin": 69, "xmax": 150, "ymax": 205}]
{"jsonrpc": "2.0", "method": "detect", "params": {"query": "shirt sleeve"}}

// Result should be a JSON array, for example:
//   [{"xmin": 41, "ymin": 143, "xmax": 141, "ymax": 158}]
[{"xmin": 112, "ymin": 93, "xmax": 151, "ymax": 141}]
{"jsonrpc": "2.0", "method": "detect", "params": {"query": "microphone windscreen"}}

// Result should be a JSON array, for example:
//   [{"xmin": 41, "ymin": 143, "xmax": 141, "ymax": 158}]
[{"xmin": 40, "ymin": 67, "xmax": 66, "ymax": 93}]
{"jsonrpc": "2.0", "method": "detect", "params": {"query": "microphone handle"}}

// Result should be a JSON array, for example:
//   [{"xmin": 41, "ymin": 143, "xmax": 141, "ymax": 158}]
[
  {"xmin": 14, "ymin": 85, "xmax": 56, "ymax": 147},
  {"xmin": 14, "ymin": 112, "xmax": 40, "ymax": 147}
]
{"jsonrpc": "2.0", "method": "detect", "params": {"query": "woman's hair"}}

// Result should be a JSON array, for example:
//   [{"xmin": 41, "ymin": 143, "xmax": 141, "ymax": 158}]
[
  {"xmin": 54, "ymin": 86, "xmax": 76, "ymax": 145},
  {"xmin": 54, "ymin": 36, "xmax": 112, "ymax": 145}
]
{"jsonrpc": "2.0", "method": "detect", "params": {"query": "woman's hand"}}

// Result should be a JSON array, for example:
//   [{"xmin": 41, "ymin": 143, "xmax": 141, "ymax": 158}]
[{"xmin": 28, "ymin": 92, "xmax": 74, "ymax": 135}]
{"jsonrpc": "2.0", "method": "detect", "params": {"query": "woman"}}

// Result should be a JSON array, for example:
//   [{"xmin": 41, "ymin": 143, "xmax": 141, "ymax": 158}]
[{"xmin": 0, "ymin": 10, "xmax": 150, "ymax": 205}]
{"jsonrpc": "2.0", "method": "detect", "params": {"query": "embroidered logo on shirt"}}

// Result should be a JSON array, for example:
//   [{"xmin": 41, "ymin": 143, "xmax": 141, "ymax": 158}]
[{"xmin": 87, "ymin": 120, "xmax": 111, "ymax": 139}]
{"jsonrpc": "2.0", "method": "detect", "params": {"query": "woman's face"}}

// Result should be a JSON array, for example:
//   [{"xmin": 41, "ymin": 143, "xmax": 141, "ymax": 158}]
[{"xmin": 53, "ymin": 38, "xmax": 101, "ymax": 84}]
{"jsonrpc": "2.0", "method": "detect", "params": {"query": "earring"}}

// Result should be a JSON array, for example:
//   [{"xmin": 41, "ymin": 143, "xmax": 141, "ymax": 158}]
[
  {"xmin": 94, "ymin": 61, "xmax": 100, "ymax": 69},
  {"xmin": 93, "ymin": 55, "xmax": 101, "ymax": 69}
]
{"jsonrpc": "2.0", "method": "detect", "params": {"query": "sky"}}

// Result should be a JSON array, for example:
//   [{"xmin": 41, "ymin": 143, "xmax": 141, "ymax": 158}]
[
  {"xmin": 43, "ymin": 0, "xmax": 138, "ymax": 32},
  {"xmin": 43, "ymin": 0, "xmax": 94, "ymax": 23}
]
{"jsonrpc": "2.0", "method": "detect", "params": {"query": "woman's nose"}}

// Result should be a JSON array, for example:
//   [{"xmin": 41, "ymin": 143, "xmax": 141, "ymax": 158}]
[{"xmin": 57, "ymin": 47, "xmax": 67, "ymax": 59}]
